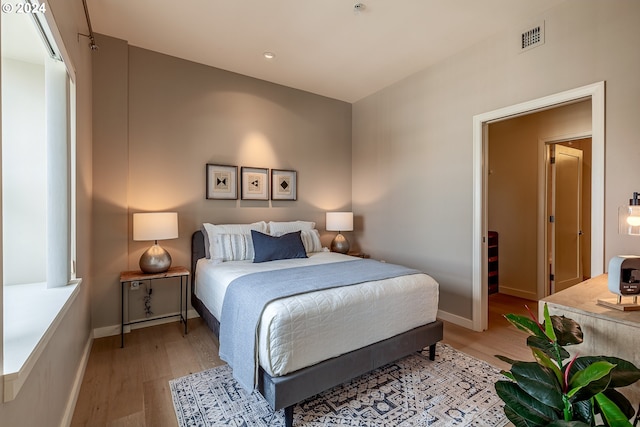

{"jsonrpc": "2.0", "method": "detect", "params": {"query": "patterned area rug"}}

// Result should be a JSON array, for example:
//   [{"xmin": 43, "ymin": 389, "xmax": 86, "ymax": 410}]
[{"xmin": 169, "ymin": 343, "xmax": 508, "ymax": 426}]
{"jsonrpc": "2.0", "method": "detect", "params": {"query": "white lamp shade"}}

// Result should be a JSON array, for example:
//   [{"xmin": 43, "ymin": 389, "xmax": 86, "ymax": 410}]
[
  {"xmin": 326, "ymin": 212, "xmax": 353, "ymax": 232},
  {"xmin": 133, "ymin": 212, "xmax": 179, "ymax": 241}
]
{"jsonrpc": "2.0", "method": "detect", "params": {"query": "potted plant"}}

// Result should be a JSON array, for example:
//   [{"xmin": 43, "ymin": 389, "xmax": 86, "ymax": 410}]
[{"xmin": 495, "ymin": 303, "xmax": 640, "ymax": 426}]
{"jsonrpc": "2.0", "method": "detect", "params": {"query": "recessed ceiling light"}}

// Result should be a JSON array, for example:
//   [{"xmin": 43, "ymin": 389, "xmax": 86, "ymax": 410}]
[{"xmin": 263, "ymin": 52, "xmax": 276, "ymax": 60}]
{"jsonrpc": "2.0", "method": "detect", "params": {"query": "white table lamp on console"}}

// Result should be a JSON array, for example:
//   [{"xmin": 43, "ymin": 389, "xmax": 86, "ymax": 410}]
[
  {"xmin": 133, "ymin": 212, "xmax": 179, "ymax": 273},
  {"xmin": 326, "ymin": 212, "xmax": 353, "ymax": 254}
]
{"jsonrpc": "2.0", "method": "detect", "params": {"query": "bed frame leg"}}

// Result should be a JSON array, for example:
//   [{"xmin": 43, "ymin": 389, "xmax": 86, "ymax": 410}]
[
  {"xmin": 429, "ymin": 343, "xmax": 437, "ymax": 361},
  {"xmin": 284, "ymin": 405, "xmax": 294, "ymax": 427}
]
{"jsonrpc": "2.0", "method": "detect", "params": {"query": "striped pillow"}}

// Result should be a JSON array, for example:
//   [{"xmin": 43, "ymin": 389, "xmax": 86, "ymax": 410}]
[
  {"xmin": 202, "ymin": 222, "xmax": 267, "ymax": 260},
  {"xmin": 214, "ymin": 233, "xmax": 255, "ymax": 261},
  {"xmin": 299, "ymin": 229, "xmax": 323, "ymax": 253}
]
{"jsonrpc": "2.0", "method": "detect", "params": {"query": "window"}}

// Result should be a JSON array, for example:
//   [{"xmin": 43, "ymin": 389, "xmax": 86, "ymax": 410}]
[
  {"xmin": 1, "ymin": 5, "xmax": 78, "ymax": 400},
  {"xmin": 2, "ymin": 8, "xmax": 75, "ymax": 288}
]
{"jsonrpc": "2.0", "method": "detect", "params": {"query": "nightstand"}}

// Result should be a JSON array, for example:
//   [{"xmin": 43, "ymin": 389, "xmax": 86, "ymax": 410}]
[
  {"xmin": 119, "ymin": 266, "xmax": 190, "ymax": 348},
  {"xmin": 348, "ymin": 251, "xmax": 370, "ymax": 259}
]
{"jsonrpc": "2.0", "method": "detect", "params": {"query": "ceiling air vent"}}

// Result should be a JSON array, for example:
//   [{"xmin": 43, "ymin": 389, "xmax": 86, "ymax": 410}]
[{"xmin": 520, "ymin": 21, "xmax": 545, "ymax": 52}]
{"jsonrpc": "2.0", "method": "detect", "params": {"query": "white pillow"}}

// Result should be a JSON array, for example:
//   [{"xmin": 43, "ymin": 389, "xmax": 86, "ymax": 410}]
[
  {"xmin": 268, "ymin": 220, "xmax": 316, "ymax": 235},
  {"xmin": 202, "ymin": 222, "xmax": 268, "ymax": 261}
]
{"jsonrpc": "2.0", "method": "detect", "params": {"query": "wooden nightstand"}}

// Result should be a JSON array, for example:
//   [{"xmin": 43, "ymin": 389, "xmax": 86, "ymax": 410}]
[
  {"xmin": 348, "ymin": 251, "xmax": 370, "ymax": 259},
  {"xmin": 119, "ymin": 266, "xmax": 190, "ymax": 348}
]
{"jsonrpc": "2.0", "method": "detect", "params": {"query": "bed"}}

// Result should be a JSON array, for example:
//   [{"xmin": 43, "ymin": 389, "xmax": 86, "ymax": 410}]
[{"xmin": 190, "ymin": 225, "xmax": 443, "ymax": 427}]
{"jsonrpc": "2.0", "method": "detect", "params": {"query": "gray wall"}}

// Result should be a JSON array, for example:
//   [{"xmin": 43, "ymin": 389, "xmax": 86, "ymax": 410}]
[
  {"xmin": 352, "ymin": 0, "xmax": 640, "ymax": 320},
  {"xmin": 0, "ymin": 0, "xmax": 93, "ymax": 423},
  {"xmin": 92, "ymin": 37, "xmax": 352, "ymax": 329}
]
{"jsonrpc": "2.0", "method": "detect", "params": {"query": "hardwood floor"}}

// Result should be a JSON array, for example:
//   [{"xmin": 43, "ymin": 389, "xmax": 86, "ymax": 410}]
[
  {"xmin": 70, "ymin": 319, "xmax": 224, "ymax": 427},
  {"xmin": 442, "ymin": 293, "xmax": 537, "ymax": 371},
  {"xmin": 70, "ymin": 293, "xmax": 536, "ymax": 426}
]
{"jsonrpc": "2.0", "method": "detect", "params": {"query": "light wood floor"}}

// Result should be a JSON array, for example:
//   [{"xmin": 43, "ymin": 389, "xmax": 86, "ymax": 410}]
[{"xmin": 70, "ymin": 293, "xmax": 536, "ymax": 426}]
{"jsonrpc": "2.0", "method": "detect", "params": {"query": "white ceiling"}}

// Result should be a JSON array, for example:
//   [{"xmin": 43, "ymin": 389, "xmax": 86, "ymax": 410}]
[{"xmin": 85, "ymin": 0, "xmax": 564, "ymax": 103}]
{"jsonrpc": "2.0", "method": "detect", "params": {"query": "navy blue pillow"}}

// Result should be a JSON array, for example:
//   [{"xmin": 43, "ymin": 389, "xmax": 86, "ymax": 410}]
[{"xmin": 251, "ymin": 230, "xmax": 307, "ymax": 263}]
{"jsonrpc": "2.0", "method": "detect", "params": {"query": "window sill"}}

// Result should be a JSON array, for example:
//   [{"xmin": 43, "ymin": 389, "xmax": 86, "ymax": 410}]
[{"xmin": 3, "ymin": 279, "xmax": 82, "ymax": 402}]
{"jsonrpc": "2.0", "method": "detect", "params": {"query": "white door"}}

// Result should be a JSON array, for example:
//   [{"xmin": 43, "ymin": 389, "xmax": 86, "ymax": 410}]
[{"xmin": 549, "ymin": 144, "xmax": 583, "ymax": 293}]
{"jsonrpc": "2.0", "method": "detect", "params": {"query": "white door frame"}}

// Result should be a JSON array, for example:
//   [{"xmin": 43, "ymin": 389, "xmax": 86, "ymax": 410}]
[{"xmin": 471, "ymin": 81, "xmax": 605, "ymax": 331}]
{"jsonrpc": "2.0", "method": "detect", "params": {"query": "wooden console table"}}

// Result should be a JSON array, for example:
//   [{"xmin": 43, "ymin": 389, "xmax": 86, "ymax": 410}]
[{"xmin": 541, "ymin": 274, "xmax": 640, "ymax": 404}]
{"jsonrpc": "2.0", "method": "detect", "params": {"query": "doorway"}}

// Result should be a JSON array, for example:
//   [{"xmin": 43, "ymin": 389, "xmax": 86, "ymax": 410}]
[
  {"xmin": 486, "ymin": 109, "xmax": 592, "ymax": 306},
  {"xmin": 471, "ymin": 81, "xmax": 605, "ymax": 331}
]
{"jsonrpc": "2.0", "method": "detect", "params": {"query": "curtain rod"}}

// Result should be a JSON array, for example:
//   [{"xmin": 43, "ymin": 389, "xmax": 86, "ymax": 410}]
[{"xmin": 81, "ymin": 0, "xmax": 98, "ymax": 50}]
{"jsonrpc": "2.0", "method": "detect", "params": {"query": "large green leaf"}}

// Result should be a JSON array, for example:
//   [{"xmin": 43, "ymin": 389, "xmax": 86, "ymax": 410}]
[
  {"xmin": 571, "ymin": 399, "xmax": 594, "ymax": 425},
  {"xmin": 568, "ymin": 356, "xmax": 640, "ymax": 402},
  {"xmin": 542, "ymin": 304, "xmax": 558, "ymax": 342},
  {"xmin": 567, "ymin": 361, "xmax": 616, "ymax": 399},
  {"xmin": 511, "ymin": 362, "xmax": 565, "ymax": 410},
  {"xmin": 594, "ymin": 392, "xmax": 633, "ymax": 427},
  {"xmin": 549, "ymin": 315, "xmax": 583, "ymax": 346},
  {"xmin": 531, "ymin": 347, "xmax": 564, "ymax": 384},
  {"xmin": 495, "ymin": 381, "xmax": 559, "ymax": 424},
  {"xmin": 504, "ymin": 405, "xmax": 537, "ymax": 427},
  {"xmin": 504, "ymin": 313, "xmax": 548, "ymax": 340},
  {"xmin": 599, "ymin": 389, "xmax": 635, "ymax": 421},
  {"xmin": 572, "ymin": 357, "xmax": 640, "ymax": 388},
  {"xmin": 528, "ymin": 335, "xmax": 570, "ymax": 361}
]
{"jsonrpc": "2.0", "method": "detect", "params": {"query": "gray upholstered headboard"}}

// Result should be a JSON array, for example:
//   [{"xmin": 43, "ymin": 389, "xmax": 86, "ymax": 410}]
[
  {"xmin": 190, "ymin": 229, "xmax": 222, "ymax": 338},
  {"xmin": 191, "ymin": 230, "xmax": 205, "ymax": 288}
]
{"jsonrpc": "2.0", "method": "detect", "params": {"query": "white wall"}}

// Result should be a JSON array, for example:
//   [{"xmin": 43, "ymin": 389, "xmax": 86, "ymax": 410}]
[
  {"xmin": 352, "ymin": 0, "xmax": 640, "ymax": 321},
  {"xmin": 1, "ymin": 58, "xmax": 46, "ymax": 285}
]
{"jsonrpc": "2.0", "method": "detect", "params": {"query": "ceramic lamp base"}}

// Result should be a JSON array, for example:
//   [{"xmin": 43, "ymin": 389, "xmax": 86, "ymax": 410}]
[
  {"xmin": 331, "ymin": 233, "xmax": 350, "ymax": 254},
  {"xmin": 139, "ymin": 244, "xmax": 172, "ymax": 273}
]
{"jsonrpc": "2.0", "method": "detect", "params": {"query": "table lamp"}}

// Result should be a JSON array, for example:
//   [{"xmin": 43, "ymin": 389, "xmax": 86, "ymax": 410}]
[
  {"xmin": 326, "ymin": 212, "xmax": 353, "ymax": 254},
  {"xmin": 133, "ymin": 212, "xmax": 179, "ymax": 273}
]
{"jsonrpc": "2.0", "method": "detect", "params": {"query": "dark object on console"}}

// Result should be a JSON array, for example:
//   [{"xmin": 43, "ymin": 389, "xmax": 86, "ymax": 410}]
[{"xmin": 191, "ymin": 230, "xmax": 443, "ymax": 427}]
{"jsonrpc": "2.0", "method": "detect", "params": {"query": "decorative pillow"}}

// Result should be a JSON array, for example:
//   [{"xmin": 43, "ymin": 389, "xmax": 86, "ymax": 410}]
[
  {"xmin": 214, "ymin": 233, "xmax": 255, "ymax": 261},
  {"xmin": 299, "ymin": 229, "xmax": 323, "ymax": 253},
  {"xmin": 268, "ymin": 221, "xmax": 322, "ymax": 252},
  {"xmin": 268, "ymin": 220, "xmax": 316, "ymax": 235},
  {"xmin": 202, "ymin": 222, "xmax": 268, "ymax": 260},
  {"xmin": 252, "ymin": 230, "xmax": 307, "ymax": 263}
]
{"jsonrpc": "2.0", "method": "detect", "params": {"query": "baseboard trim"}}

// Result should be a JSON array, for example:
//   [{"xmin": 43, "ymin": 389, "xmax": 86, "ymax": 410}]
[
  {"xmin": 437, "ymin": 309, "xmax": 474, "ymax": 329},
  {"xmin": 498, "ymin": 287, "xmax": 538, "ymax": 301},
  {"xmin": 93, "ymin": 309, "xmax": 200, "ymax": 338},
  {"xmin": 93, "ymin": 324, "xmax": 121, "ymax": 339},
  {"xmin": 61, "ymin": 331, "xmax": 93, "ymax": 427}
]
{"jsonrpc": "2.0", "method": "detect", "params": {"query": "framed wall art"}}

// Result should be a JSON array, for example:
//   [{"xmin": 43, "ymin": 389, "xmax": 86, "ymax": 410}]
[
  {"xmin": 241, "ymin": 167, "xmax": 269, "ymax": 200},
  {"xmin": 271, "ymin": 169, "xmax": 297, "ymax": 201},
  {"xmin": 206, "ymin": 164, "xmax": 238, "ymax": 200}
]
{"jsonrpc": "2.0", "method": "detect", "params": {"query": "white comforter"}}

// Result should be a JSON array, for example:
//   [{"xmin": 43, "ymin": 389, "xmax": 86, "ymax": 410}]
[{"xmin": 195, "ymin": 251, "xmax": 439, "ymax": 377}]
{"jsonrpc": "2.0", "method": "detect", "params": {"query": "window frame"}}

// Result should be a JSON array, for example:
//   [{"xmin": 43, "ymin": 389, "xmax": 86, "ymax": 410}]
[{"xmin": 1, "ymin": 3, "xmax": 80, "ymax": 401}]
